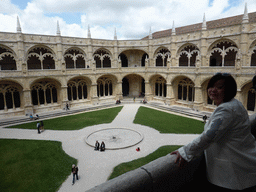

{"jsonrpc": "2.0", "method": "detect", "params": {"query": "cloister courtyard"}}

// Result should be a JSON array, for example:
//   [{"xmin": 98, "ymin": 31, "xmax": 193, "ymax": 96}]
[{"xmin": 0, "ymin": 103, "xmax": 203, "ymax": 192}]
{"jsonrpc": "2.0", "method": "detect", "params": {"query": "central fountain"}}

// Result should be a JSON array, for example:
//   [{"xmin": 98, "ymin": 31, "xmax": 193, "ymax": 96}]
[{"xmin": 85, "ymin": 128, "xmax": 144, "ymax": 150}]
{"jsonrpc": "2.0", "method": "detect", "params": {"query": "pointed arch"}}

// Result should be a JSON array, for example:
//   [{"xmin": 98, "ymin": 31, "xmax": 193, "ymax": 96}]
[
  {"xmin": 27, "ymin": 46, "xmax": 56, "ymax": 70},
  {"xmin": 0, "ymin": 45, "xmax": 17, "ymax": 70},
  {"xmin": 208, "ymin": 39, "xmax": 238, "ymax": 67}
]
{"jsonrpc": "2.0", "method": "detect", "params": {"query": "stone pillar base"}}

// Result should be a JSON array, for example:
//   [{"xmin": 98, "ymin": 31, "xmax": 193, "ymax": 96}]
[{"xmin": 24, "ymin": 105, "xmax": 34, "ymax": 116}]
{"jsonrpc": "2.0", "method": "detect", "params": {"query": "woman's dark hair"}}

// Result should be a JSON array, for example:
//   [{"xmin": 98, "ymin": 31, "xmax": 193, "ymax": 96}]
[{"xmin": 207, "ymin": 73, "xmax": 237, "ymax": 102}]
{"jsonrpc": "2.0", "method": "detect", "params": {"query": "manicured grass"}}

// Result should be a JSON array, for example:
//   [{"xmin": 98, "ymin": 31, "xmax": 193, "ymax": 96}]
[
  {"xmin": 0, "ymin": 139, "xmax": 77, "ymax": 192},
  {"xmin": 108, "ymin": 145, "xmax": 181, "ymax": 180},
  {"xmin": 7, "ymin": 106, "xmax": 123, "ymax": 130},
  {"xmin": 133, "ymin": 106, "xmax": 204, "ymax": 134}
]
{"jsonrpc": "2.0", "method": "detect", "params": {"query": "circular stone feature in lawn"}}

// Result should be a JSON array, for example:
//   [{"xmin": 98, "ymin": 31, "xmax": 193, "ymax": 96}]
[{"xmin": 85, "ymin": 128, "xmax": 143, "ymax": 150}]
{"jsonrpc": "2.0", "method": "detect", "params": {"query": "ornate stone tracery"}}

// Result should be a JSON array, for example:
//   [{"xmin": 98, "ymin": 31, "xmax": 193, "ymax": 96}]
[{"xmin": 27, "ymin": 47, "xmax": 55, "ymax": 69}]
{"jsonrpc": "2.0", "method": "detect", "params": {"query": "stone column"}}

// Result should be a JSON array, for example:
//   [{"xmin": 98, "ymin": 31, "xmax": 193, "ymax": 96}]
[
  {"xmin": 61, "ymin": 86, "xmax": 68, "ymax": 109},
  {"xmin": 91, "ymin": 83, "xmax": 99, "ymax": 105},
  {"xmin": 56, "ymin": 36, "xmax": 63, "ymax": 71},
  {"xmin": 23, "ymin": 89, "xmax": 33, "ymax": 115},
  {"xmin": 193, "ymin": 86, "xmax": 204, "ymax": 111},
  {"xmin": 167, "ymin": 83, "xmax": 175, "ymax": 105},
  {"xmin": 144, "ymin": 81, "xmax": 152, "ymax": 100},
  {"xmin": 116, "ymin": 81, "xmax": 123, "ymax": 100}
]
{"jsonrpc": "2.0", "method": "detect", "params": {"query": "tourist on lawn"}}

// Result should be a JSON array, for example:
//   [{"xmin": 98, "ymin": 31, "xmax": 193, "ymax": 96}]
[
  {"xmin": 171, "ymin": 73, "xmax": 256, "ymax": 191},
  {"xmin": 72, "ymin": 164, "xmax": 79, "ymax": 185},
  {"xmin": 95, "ymin": 140, "xmax": 100, "ymax": 151},
  {"xmin": 100, "ymin": 141, "xmax": 105, "ymax": 152},
  {"xmin": 37, "ymin": 122, "xmax": 40, "ymax": 134}
]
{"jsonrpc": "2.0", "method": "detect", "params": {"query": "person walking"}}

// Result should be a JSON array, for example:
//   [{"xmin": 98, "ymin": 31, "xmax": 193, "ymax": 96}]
[
  {"xmin": 171, "ymin": 73, "xmax": 256, "ymax": 191},
  {"xmin": 72, "ymin": 164, "xmax": 79, "ymax": 185}
]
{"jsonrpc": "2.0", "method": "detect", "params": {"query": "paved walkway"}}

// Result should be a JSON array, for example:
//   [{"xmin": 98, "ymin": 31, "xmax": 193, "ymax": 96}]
[{"xmin": 0, "ymin": 104, "xmax": 200, "ymax": 192}]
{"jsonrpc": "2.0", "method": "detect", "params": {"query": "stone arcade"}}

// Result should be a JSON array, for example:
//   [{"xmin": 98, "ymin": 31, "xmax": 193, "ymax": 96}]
[{"xmin": 1, "ymin": 4, "xmax": 256, "ymax": 117}]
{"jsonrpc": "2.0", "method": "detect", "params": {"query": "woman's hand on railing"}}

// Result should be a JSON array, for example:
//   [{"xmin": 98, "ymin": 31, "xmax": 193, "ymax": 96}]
[{"xmin": 170, "ymin": 151, "xmax": 188, "ymax": 168}]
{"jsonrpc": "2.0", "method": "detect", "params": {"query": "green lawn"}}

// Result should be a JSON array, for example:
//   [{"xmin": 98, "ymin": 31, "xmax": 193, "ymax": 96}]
[
  {"xmin": 133, "ymin": 106, "xmax": 204, "ymax": 134},
  {"xmin": 7, "ymin": 106, "xmax": 123, "ymax": 130},
  {"xmin": 0, "ymin": 139, "xmax": 77, "ymax": 192},
  {"xmin": 108, "ymin": 145, "xmax": 182, "ymax": 180}
]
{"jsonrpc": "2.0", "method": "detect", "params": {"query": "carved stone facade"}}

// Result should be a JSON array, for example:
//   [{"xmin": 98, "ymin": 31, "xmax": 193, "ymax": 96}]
[{"xmin": 1, "ymin": 8, "xmax": 256, "ymax": 117}]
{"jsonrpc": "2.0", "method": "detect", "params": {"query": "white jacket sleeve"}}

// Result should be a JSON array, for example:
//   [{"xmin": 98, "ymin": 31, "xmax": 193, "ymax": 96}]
[{"xmin": 178, "ymin": 105, "xmax": 233, "ymax": 162}]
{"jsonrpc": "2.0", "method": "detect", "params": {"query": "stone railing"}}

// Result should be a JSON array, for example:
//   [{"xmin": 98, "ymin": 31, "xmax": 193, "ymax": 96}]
[{"xmin": 86, "ymin": 114, "xmax": 256, "ymax": 192}]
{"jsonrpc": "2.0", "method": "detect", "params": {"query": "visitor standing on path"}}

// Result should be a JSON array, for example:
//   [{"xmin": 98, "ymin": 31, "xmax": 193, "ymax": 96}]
[
  {"xmin": 171, "ymin": 73, "xmax": 256, "ymax": 191},
  {"xmin": 36, "ymin": 122, "xmax": 40, "ymax": 134},
  {"xmin": 72, "ymin": 164, "xmax": 79, "ymax": 185}
]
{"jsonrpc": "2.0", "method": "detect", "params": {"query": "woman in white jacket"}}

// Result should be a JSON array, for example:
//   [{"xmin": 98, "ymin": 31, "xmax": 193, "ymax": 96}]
[{"xmin": 171, "ymin": 73, "xmax": 256, "ymax": 191}]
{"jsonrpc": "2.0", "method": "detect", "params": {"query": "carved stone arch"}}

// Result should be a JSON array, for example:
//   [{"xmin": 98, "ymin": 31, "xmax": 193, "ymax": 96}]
[
  {"xmin": 153, "ymin": 47, "xmax": 171, "ymax": 67},
  {"xmin": 96, "ymin": 74, "xmax": 117, "ymax": 97},
  {"xmin": 30, "ymin": 78, "xmax": 61, "ymax": 106},
  {"xmin": 150, "ymin": 74, "xmax": 167, "ymax": 98},
  {"xmin": 64, "ymin": 47, "xmax": 86, "ymax": 56},
  {"xmin": 249, "ymin": 40, "xmax": 256, "ymax": 66},
  {"xmin": 208, "ymin": 38, "xmax": 238, "ymax": 67},
  {"xmin": 0, "ymin": 80, "xmax": 23, "ymax": 110},
  {"xmin": 64, "ymin": 47, "xmax": 86, "ymax": 69},
  {"xmin": 207, "ymin": 38, "xmax": 238, "ymax": 53},
  {"xmin": 0, "ymin": 45, "xmax": 17, "ymax": 70},
  {"xmin": 153, "ymin": 46, "xmax": 170, "ymax": 57},
  {"xmin": 93, "ymin": 48, "xmax": 112, "ymax": 57},
  {"xmin": 176, "ymin": 43, "xmax": 200, "ymax": 57},
  {"xmin": 30, "ymin": 77, "xmax": 61, "ymax": 89},
  {"xmin": 118, "ymin": 49, "xmax": 148, "ymax": 68},
  {"xmin": 27, "ymin": 45, "xmax": 56, "ymax": 70},
  {"xmin": 27, "ymin": 44, "xmax": 56, "ymax": 59}
]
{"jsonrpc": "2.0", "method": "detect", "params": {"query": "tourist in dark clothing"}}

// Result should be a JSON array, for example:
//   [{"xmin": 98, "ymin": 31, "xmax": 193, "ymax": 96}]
[
  {"xmin": 37, "ymin": 122, "xmax": 40, "ymax": 134},
  {"xmin": 100, "ymin": 141, "xmax": 105, "ymax": 152},
  {"xmin": 95, "ymin": 140, "xmax": 100, "ymax": 151},
  {"xmin": 72, "ymin": 164, "xmax": 79, "ymax": 185}
]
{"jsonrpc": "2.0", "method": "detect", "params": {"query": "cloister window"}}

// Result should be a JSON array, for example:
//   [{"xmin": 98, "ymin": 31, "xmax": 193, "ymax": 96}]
[
  {"xmin": 155, "ymin": 77, "xmax": 166, "ymax": 97},
  {"xmin": 155, "ymin": 49, "xmax": 170, "ymax": 67},
  {"xmin": 67, "ymin": 79, "xmax": 88, "ymax": 101},
  {"xmin": 31, "ymin": 81, "xmax": 58, "ymax": 106},
  {"xmin": 27, "ymin": 47, "xmax": 55, "ymax": 70},
  {"xmin": 178, "ymin": 78, "xmax": 194, "ymax": 102},
  {"xmin": 97, "ymin": 77, "xmax": 113, "ymax": 97},
  {"xmin": 0, "ymin": 83, "xmax": 21, "ymax": 110},
  {"xmin": 94, "ymin": 50, "xmax": 111, "ymax": 68},
  {"xmin": 179, "ymin": 45, "xmax": 199, "ymax": 67},
  {"xmin": 119, "ymin": 53, "xmax": 128, "ymax": 67},
  {"xmin": 251, "ymin": 46, "xmax": 256, "ymax": 66},
  {"xmin": 0, "ymin": 47, "xmax": 17, "ymax": 70},
  {"xmin": 64, "ymin": 49, "xmax": 86, "ymax": 69},
  {"xmin": 141, "ymin": 53, "xmax": 148, "ymax": 67},
  {"xmin": 209, "ymin": 41, "xmax": 238, "ymax": 67}
]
